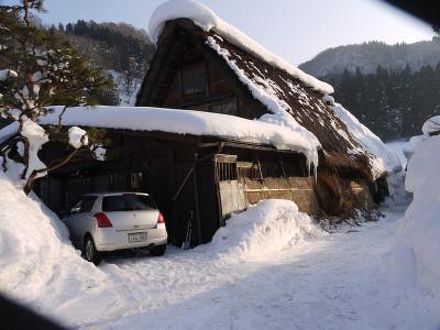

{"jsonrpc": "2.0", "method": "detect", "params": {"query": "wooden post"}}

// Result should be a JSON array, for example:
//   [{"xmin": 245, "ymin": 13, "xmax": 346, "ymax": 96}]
[{"xmin": 192, "ymin": 152, "xmax": 202, "ymax": 245}]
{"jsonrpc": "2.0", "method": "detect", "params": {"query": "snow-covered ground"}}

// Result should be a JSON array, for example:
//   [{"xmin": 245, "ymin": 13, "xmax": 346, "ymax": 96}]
[{"xmin": 1, "ymin": 140, "xmax": 439, "ymax": 329}]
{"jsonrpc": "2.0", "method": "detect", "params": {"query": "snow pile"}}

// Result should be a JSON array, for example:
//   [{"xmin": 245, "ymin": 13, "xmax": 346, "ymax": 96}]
[
  {"xmin": 36, "ymin": 105, "xmax": 320, "ymax": 168},
  {"xmin": 387, "ymin": 136, "xmax": 440, "ymax": 312},
  {"xmin": 324, "ymin": 96, "xmax": 402, "ymax": 178},
  {"xmin": 0, "ymin": 171, "xmax": 107, "ymax": 320},
  {"xmin": 68, "ymin": 126, "xmax": 88, "ymax": 149},
  {"xmin": 201, "ymin": 199, "xmax": 326, "ymax": 261},
  {"xmin": 421, "ymin": 115, "xmax": 440, "ymax": 136},
  {"xmin": 148, "ymin": 0, "xmax": 333, "ymax": 95}
]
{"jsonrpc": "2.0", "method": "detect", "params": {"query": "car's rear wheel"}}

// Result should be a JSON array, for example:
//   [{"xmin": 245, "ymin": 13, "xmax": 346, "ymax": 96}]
[
  {"xmin": 83, "ymin": 235, "xmax": 101, "ymax": 265},
  {"xmin": 150, "ymin": 244, "xmax": 166, "ymax": 256}
]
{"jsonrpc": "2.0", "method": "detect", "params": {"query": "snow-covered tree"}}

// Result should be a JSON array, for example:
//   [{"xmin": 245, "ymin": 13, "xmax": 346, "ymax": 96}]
[{"xmin": 0, "ymin": 1, "xmax": 110, "ymax": 193}]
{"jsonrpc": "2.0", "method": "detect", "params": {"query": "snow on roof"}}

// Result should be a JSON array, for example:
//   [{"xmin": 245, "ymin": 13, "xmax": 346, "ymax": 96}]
[
  {"xmin": 422, "ymin": 115, "xmax": 440, "ymax": 136},
  {"xmin": 0, "ymin": 121, "xmax": 19, "ymax": 145},
  {"xmin": 37, "ymin": 106, "xmax": 320, "ymax": 168},
  {"xmin": 324, "ymin": 96, "xmax": 402, "ymax": 177},
  {"xmin": 148, "ymin": 0, "xmax": 333, "ymax": 95}
]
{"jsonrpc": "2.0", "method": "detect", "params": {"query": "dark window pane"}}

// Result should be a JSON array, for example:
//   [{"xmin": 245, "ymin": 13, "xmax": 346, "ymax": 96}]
[
  {"xmin": 182, "ymin": 62, "xmax": 207, "ymax": 96},
  {"xmin": 102, "ymin": 194, "xmax": 157, "ymax": 212}
]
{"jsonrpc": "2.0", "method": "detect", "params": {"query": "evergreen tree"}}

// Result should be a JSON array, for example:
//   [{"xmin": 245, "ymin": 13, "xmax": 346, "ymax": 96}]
[{"xmin": 0, "ymin": 1, "xmax": 111, "ymax": 193}]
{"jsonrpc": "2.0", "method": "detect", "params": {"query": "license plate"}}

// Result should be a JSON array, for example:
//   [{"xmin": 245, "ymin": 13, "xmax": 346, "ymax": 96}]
[{"xmin": 128, "ymin": 232, "xmax": 148, "ymax": 243}]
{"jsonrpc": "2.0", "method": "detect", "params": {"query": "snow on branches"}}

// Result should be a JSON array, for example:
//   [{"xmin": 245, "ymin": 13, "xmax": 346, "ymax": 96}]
[{"xmin": 0, "ymin": 3, "xmax": 111, "ymax": 193}]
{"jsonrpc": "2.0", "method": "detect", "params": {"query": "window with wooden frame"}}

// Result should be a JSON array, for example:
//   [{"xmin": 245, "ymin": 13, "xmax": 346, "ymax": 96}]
[{"xmin": 181, "ymin": 62, "xmax": 207, "ymax": 97}]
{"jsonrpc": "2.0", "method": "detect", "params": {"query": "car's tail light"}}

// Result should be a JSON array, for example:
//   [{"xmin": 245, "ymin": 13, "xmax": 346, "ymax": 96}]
[
  {"xmin": 94, "ymin": 212, "xmax": 112, "ymax": 228},
  {"xmin": 157, "ymin": 212, "xmax": 165, "ymax": 224}
]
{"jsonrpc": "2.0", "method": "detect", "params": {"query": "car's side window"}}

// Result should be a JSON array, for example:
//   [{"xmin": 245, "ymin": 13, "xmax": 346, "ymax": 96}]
[{"xmin": 80, "ymin": 197, "xmax": 97, "ymax": 213}]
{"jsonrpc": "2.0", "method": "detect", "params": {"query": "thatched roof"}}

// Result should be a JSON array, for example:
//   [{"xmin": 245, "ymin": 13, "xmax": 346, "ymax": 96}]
[{"xmin": 138, "ymin": 0, "xmax": 401, "ymax": 180}]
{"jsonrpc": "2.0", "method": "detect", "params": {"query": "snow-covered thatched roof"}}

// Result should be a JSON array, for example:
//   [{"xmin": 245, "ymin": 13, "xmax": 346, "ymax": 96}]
[
  {"xmin": 148, "ymin": 0, "xmax": 333, "ymax": 96},
  {"xmin": 140, "ymin": 0, "xmax": 401, "ymax": 179}
]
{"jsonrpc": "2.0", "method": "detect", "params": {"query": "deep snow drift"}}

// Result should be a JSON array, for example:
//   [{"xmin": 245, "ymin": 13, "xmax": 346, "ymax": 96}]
[
  {"xmin": 0, "ymin": 171, "xmax": 109, "ymax": 323},
  {"xmin": 387, "ymin": 136, "xmax": 440, "ymax": 321}
]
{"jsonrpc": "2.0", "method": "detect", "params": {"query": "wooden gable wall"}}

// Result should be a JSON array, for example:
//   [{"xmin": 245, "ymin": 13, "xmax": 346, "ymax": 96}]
[{"xmin": 136, "ymin": 19, "xmax": 268, "ymax": 120}]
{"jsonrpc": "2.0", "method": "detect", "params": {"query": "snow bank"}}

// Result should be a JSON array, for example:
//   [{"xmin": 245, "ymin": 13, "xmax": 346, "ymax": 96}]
[
  {"xmin": 148, "ymin": 0, "xmax": 333, "ymax": 95},
  {"xmin": 324, "ymin": 96, "xmax": 401, "ymax": 178},
  {"xmin": 36, "ymin": 105, "xmax": 319, "ymax": 167},
  {"xmin": 199, "ymin": 199, "xmax": 326, "ymax": 261},
  {"xmin": 387, "ymin": 136, "xmax": 440, "ymax": 313},
  {"xmin": 0, "ymin": 171, "xmax": 107, "ymax": 321}
]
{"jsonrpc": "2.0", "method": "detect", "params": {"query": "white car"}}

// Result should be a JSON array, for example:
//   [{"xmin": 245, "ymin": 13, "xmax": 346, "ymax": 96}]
[{"xmin": 63, "ymin": 192, "xmax": 168, "ymax": 264}]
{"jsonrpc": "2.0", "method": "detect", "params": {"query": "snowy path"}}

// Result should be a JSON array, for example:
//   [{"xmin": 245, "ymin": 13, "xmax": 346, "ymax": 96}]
[{"xmin": 64, "ymin": 203, "xmax": 430, "ymax": 330}]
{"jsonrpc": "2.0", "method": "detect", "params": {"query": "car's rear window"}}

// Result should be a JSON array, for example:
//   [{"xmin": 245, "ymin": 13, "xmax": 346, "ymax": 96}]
[{"xmin": 102, "ymin": 194, "xmax": 157, "ymax": 212}]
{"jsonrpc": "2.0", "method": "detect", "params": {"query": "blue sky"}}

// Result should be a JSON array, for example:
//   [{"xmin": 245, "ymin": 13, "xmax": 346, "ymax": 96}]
[{"xmin": 31, "ymin": 0, "xmax": 435, "ymax": 64}]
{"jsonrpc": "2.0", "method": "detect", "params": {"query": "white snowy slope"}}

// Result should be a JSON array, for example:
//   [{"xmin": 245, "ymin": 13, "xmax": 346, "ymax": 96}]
[
  {"xmin": 36, "ymin": 105, "xmax": 320, "ymax": 168},
  {"xmin": 0, "ymin": 171, "xmax": 120, "ymax": 325},
  {"xmin": 324, "ymin": 96, "xmax": 402, "ymax": 177},
  {"xmin": 386, "ymin": 135, "xmax": 440, "ymax": 324},
  {"xmin": 147, "ymin": 0, "xmax": 333, "ymax": 95}
]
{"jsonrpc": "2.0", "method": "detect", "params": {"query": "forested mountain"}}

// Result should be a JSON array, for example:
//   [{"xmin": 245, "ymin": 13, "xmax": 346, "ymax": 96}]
[
  {"xmin": 322, "ymin": 65, "xmax": 440, "ymax": 141},
  {"xmin": 54, "ymin": 20, "xmax": 156, "ymax": 104},
  {"xmin": 300, "ymin": 39, "xmax": 440, "ymax": 141},
  {"xmin": 299, "ymin": 39, "xmax": 440, "ymax": 77}
]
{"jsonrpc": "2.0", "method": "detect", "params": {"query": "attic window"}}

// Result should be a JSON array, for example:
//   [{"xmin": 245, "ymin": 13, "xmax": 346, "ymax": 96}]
[{"xmin": 181, "ymin": 62, "xmax": 207, "ymax": 96}]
